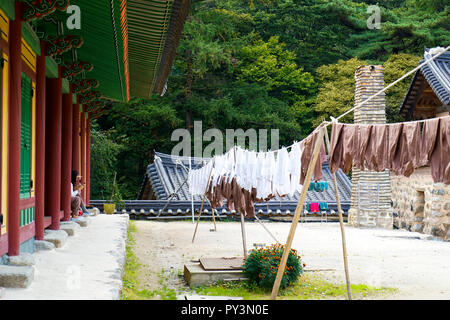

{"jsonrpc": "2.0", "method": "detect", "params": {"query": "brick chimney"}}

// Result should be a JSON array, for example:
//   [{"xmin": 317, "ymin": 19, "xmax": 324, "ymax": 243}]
[{"xmin": 348, "ymin": 65, "xmax": 393, "ymax": 229}]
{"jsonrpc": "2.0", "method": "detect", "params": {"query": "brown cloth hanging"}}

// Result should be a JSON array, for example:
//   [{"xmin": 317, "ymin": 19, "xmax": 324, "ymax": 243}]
[
  {"xmin": 365, "ymin": 124, "xmax": 389, "ymax": 172},
  {"xmin": 206, "ymin": 176, "xmax": 258, "ymax": 218},
  {"xmin": 328, "ymin": 117, "xmax": 450, "ymax": 184},
  {"xmin": 419, "ymin": 118, "xmax": 440, "ymax": 167},
  {"xmin": 387, "ymin": 123, "xmax": 403, "ymax": 174},
  {"xmin": 300, "ymin": 129, "xmax": 327, "ymax": 184},
  {"xmin": 430, "ymin": 117, "xmax": 450, "ymax": 184}
]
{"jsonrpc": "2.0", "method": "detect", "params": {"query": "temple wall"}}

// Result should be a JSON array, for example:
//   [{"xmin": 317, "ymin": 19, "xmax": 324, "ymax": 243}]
[{"xmin": 391, "ymin": 167, "xmax": 450, "ymax": 241}]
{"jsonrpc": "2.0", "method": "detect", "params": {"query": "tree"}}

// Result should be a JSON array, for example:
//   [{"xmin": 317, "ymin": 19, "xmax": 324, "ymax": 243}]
[
  {"xmin": 314, "ymin": 53, "xmax": 421, "ymax": 125},
  {"xmin": 314, "ymin": 57, "xmax": 366, "ymax": 126},
  {"xmin": 90, "ymin": 123, "xmax": 123, "ymax": 200}
]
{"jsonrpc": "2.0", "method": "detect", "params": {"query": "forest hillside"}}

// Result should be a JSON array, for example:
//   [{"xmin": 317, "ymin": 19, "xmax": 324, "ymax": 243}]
[{"xmin": 91, "ymin": 0, "xmax": 449, "ymax": 200}]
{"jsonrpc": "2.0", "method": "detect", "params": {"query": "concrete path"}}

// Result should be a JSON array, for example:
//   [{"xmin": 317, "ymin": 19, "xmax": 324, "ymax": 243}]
[{"xmin": 1, "ymin": 214, "xmax": 129, "ymax": 300}]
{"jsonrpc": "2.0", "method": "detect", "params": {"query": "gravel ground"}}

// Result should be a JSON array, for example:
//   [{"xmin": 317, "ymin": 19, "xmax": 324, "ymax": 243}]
[{"xmin": 133, "ymin": 219, "xmax": 450, "ymax": 299}]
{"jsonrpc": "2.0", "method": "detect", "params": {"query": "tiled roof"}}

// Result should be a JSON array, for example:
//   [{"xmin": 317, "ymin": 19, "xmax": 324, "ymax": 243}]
[
  {"xmin": 400, "ymin": 47, "xmax": 450, "ymax": 119},
  {"xmin": 128, "ymin": 151, "xmax": 353, "ymax": 217}
]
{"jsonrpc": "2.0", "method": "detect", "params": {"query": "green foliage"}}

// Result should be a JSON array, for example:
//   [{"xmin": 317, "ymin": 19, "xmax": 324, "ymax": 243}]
[
  {"xmin": 90, "ymin": 124, "xmax": 123, "ymax": 200},
  {"xmin": 314, "ymin": 57, "xmax": 367, "ymax": 126},
  {"xmin": 243, "ymin": 244, "xmax": 303, "ymax": 290},
  {"xmin": 314, "ymin": 53, "xmax": 421, "ymax": 125},
  {"xmin": 92, "ymin": 0, "xmax": 446, "ymax": 200},
  {"xmin": 195, "ymin": 272, "xmax": 398, "ymax": 299},
  {"xmin": 384, "ymin": 53, "xmax": 422, "ymax": 122},
  {"xmin": 121, "ymin": 221, "xmax": 178, "ymax": 300}
]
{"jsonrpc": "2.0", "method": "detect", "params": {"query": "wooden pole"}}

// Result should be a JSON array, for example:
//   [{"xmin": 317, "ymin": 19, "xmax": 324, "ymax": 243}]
[
  {"xmin": 7, "ymin": 3, "xmax": 23, "ymax": 255},
  {"xmin": 270, "ymin": 126, "xmax": 325, "ymax": 300},
  {"xmin": 323, "ymin": 126, "xmax": 352, "ymax": 300},
  {"xmin": 61, "ymin": 86, "xmax": 73, "ymax": 221},
  {"xmin": 240, "ymin": 213, "xmax": 248, "ymax": 259},
  {"xmin": 45, "ymin": 67, "xmax": 63, "ymax": 230},
  {"xmin": 211, "ymin": 205, "xmax": 217, "ymax": 231},
  {"xmin": 191, "ymin": 159, "xmax": 215, "ymax": 243},
  {"xmin": 35, "ymin": 40, "xmax": 47, "ymax": 241}
]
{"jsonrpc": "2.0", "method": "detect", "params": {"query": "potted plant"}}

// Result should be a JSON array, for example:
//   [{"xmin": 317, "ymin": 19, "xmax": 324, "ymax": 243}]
[{"xmin": 104, "ymin": 172, "xmax": 124, "ymax": 214}]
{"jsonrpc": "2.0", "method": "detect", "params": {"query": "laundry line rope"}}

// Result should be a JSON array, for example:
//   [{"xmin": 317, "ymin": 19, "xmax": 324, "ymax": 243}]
[{"xmin": 307, "ymin": 45, "xmax": 450, "ymax": 138}]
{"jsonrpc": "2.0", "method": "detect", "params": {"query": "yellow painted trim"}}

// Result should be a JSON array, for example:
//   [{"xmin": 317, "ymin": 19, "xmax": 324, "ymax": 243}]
[
  {"xmin": 31, "ymin": 81, "xmax": 36, "ymax": 197},
  {"xmin": 21, "ymin": 39, "xmax": 36, "ymax": 73},
  {"xmin": 1, "ymin": 52, "xmax": 8, "ymax": 234},
  {"xmin": 0, "ymin": 9, "xmax": 9, "ymax": 42}
]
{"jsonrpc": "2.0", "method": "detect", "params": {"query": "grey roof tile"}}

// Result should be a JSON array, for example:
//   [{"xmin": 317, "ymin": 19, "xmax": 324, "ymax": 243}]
[{"xmin": 130, "ymin": 151, "xmax": 352, "ymax": 216}]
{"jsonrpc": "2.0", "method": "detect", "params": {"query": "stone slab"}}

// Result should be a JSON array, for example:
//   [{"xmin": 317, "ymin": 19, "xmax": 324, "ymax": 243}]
[
  {"xmin": 60, "ymin": 221, "xmax": 80, "ymax": 236},
  {"xmin": 34, "ymin": 240, "xmax": 55, "ymax": 251},
  {"xmin": 87, "ymin": 207, "xmax": 100, "ymax": 216},
  {"xmin": 1, "ymin": 214, "xmax": 129, "ymax": 300},
  {"xmin": 72, "ymin": 217, "xmax": 91, "ymax": 227},
  {"xmin": 44, "ymin": 229, "xmax": 68, "ymax": 248},
  {"xmin": 0, "ymin": 265, "xmax": 34, "ymax": 288},
  {"xmin": 6, "ymin": 253, "xmax": 36, "ymax": 267},
  {"xmin": 184, "ymin": 263, "xmax": 245, "ymax": 288}
]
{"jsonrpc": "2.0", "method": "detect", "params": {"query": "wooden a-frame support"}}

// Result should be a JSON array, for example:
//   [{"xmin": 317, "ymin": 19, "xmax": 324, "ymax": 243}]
[
  {"xmin": 270, "ymin": 125, "xmax": 352, "ymax": 300},
  {"xmin": 192, "ymin": 158, "xmax": 217, "ymax": 243}
]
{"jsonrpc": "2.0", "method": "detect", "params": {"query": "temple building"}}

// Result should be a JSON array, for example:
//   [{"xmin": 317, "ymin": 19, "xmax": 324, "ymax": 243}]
[
  {"xmin": 0, "ymin": 0, "xmax": 190, "ymax": 261},
  {"xmin": 391, "ymin": 47, "xmax": 449, "ymax": 240}
]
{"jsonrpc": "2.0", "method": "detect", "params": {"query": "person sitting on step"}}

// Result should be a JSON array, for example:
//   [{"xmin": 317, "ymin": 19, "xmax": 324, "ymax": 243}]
[{"xmin": 71, "ymin": 170, "xmax": 92, "ymax": 218}]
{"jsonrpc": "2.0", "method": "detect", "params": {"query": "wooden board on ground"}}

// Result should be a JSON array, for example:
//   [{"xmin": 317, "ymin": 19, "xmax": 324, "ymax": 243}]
[{"xmin": 200, "ymin": 257, "xmax": 244, "ymax": 271}]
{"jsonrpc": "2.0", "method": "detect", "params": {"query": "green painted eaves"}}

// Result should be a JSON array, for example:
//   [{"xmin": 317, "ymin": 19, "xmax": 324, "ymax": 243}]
[
  {"xmin": 62, "ymin": 78, "xmax": 69, "ymax": 94},
  {"xmin": 45, "ymin": 56, "xmax": 58, "ymax": 78},
  {"xmin": 22, "ymin": 22, "xmax": 41, "ymax": 56},
  {"xmin": 35, "ymin": 0, "xmax": 127, "ymax": 102},
  {"xmin": 0, "ymin": 0, "xmax": 15, "ymax": 20}
]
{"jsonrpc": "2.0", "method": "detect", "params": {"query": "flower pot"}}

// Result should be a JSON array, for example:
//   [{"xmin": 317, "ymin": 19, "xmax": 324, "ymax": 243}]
[{"xmin": 104, "ymin": 203, "xmax": 116, "ymax": 214}]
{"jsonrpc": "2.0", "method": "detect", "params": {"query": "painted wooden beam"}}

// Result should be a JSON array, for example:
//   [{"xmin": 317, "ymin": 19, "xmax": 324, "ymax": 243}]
[
  {"xmin": 7, "ymin": 1, "xmax": 23, "ymax": 256},
  {"xmin": 34, "ymin": 40, "xmax": 46, "ymax": 240}
]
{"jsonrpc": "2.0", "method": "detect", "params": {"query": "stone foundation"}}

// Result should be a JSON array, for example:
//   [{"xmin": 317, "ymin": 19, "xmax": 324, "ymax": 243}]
[{"xmin": 391, "ymin": 167, "xmax": 450, "ymax": 240}]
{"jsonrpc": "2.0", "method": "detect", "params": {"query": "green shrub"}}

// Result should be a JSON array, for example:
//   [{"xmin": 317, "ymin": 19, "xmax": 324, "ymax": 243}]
[{"xmin": 243, "ymin": 244, "xmax": 303, "ymax": 290}]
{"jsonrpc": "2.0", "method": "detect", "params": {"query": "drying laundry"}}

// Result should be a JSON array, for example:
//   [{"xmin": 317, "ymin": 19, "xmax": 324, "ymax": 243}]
[
  {"xmin": 288, "ymin": 141, "xmax": 303, "ymax": 196},
  {"xmin": 300, "ymin": 129, "xmax": 327, "ymax": 185},
  {"xmin": 188, "ymin": 142, "xmax": 307, "ymax": 218},
  {"xmin": 309, "ymin": 203, "xmax": 319, "ymax": 213},
  {"xmin": 328, "ymin": 116, "xmax": 450, "ymax": 183}
]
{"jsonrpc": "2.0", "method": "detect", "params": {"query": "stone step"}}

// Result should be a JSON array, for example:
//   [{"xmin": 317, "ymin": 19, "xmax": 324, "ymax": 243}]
[
  {"xmin": 34, "ymin": 240, "xmax": 55, "ymax": 251},
  {"xmin": 87, "ymin": 207, "xmax": 100, "ymax": 216},
  {"xmin": 5, "ymin": 253, "xmax": 36, "ymax": 267},
  {"xmin": 60, "ymin": 221, "xmax": 81, "ymax": 236},
  {"xmin": 44, "ymin": 229, "xmax": 68, "ymax": 248},
  {"xmin": 184, "ymin": 263, "xmax": 244, "ymax": 289},
  {"xmin": 72, "ymin": 217, "xmax": 91, "ymax": 227},
  {"xmin": 0, "ymin": 265, "xmax": 34, "ymax": 288}
]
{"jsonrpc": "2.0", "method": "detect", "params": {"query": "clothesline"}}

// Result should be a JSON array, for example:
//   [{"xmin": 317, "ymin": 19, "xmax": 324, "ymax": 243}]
[
  {"xmin": 324, "ymin": 115, "xmax": 450, "ymax": 126},
  {"xmin": 306, "ymin": 45, "xmax": 450, "ymax": 140}
]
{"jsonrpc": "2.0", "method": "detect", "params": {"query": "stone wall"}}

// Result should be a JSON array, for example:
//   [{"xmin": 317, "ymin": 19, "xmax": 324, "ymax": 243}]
[
  {"xmin": 348, "ymin": 65, "xmax": 393, "ymax": 229},
  {"xmin": 391, "ymin": 167, "xmax": 450, "ymax": 241}
]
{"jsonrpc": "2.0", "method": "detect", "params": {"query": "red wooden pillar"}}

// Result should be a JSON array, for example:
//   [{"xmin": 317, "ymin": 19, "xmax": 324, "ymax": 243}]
[
  {"xmin": 86, "ymin": 115, "xmax": 91, "ymax": 206},
  {"xmin": 35, "ymin": 41, "xmax": 47, "ymax": 240},
  {"xmin": 80, "ymin": 105, "xmax": 86, "ymax": 201},
  {"xmin": 45, "ymin": 67, "xmax": 62, "ymax": 230},
  {"xmin": 72, "ymin": 97, "xmax": 80, "ymax": 174},
  {"xmin": 61, "ymin": 85, "xmax": 73, "ymax": 221},
  {"xmin": 7, "ymin": 2, "xmax": 23, "ymax": 255}
]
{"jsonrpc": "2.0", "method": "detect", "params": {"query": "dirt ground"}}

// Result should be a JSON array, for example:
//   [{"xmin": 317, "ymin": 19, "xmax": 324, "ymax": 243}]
[{"xmin": 132, "ymin": 219, "xmax": 450, "ymax": 299}]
